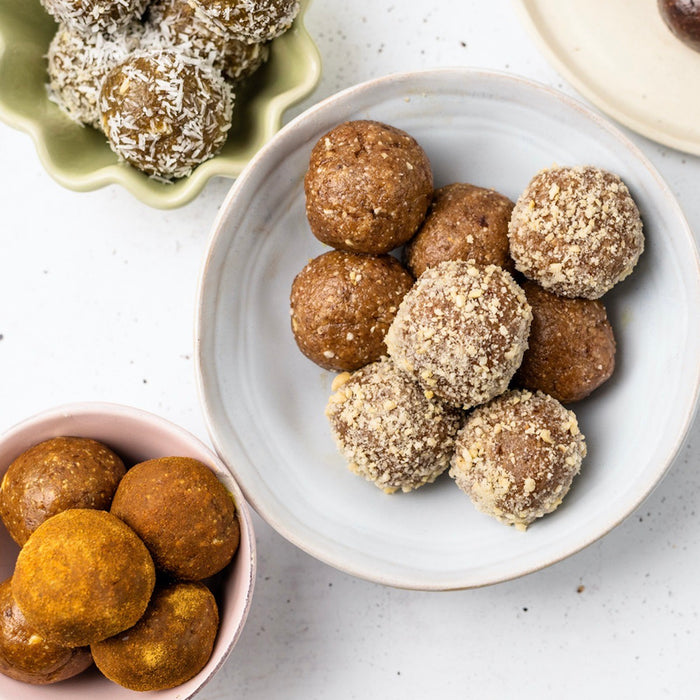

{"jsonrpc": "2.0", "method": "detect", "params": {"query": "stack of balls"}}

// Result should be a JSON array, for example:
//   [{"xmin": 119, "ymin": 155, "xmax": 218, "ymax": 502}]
[
  {"xmin": 0, "ymin": 436, "xmax": 240, "ymax": 689},
  {"xmin": 291, "ymin": 119, "xmax": 644, "ymax": 530},
  {"xmin": 43, "ymin": 0, "xmax": 300, "ymax": 179}
]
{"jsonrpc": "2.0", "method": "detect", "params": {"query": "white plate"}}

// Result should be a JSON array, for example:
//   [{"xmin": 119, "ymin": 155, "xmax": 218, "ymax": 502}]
[
  {"xmin": 196, "ymin": 68, "xmax": 700, "ymax": 590},
  {"xmin": 513, "ymin": 0, "xmax": 700, "ymax": 155}
]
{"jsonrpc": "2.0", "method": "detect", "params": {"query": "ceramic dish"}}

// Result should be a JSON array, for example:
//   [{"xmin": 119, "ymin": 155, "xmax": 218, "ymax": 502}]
[
  {"xmin": 195, "ymin": 68, "xmax": 700, "ymax": 591},
  {"xmin": 0, "ymin": 0, "xmax": 320, "ymax": 208},
  {"xmin": 0, "ymin": 402, "xmax": 255, "ymax": 698},
  {"xmin": 513, "ymin": 0, "xmax": 700, "ymax": 155}
]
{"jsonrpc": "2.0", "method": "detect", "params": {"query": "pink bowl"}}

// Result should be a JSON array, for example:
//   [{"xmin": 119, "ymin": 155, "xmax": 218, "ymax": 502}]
[{"xmin": 0, "ymin": 402, "xmax": 256, "ymax": 699}]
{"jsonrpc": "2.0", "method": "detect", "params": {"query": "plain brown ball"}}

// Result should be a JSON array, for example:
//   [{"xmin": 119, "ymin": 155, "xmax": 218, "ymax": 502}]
[
  {"xmin": 304, "ymin": 120, "xmax": 433, "ymax": 254},
  {"xmin": 91, "ymin": 582, "xmax": 219, "ymax": 691},
  {"xmin": 0, "ymin": 436, "xmax": 125, "ymax": 546},
  {"xmin": 290, "ymin": 250, "xmax": 414, "ymax": 371},
  {"xmin": 12, "ymin": 509, "xmax": 155, "ymax": 647},
  {"xmin": 514, "ymin": 281, "xmax": 616, "ymax": 403},
  {"xmin": 110, "ymin": 457, "xmax": 239, "ymax": 581},
  {"xmin": 0, "ymin": 578, "xmax": 93, "ymax": 685},
  {"xmin": 406, "ymin": 183, "xmax": 515, "ymax": 277}
]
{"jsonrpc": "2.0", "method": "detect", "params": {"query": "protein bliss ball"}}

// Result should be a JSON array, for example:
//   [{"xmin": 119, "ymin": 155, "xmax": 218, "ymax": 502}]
[
  {"xmin": 290, "ymin": 250, "xmax": 414, "ymax": 372},
  {"xmin": 110, "ymin": 457, "xmax": 239, "ymax": 581},
  {"xmin": 508, "ymin": 165, "xmax": 644, "ymax": 299},
  {"xmin": 12, "ymin": 509, "xmax": 155, "ymax": 647},
  {"xmin": 99, "ymin": 49, "xmax": 233, "ymax": 179},
  {"xmin": 192, "ymin": 0, "xmax": 300, "ymax": 42},
  {"xmin": 91, "ymin": 583, "xmax": 219, "ymax": 691},
  {"xmin": 325, "ymin": 358, "xmax": 463, "ymax": 493},
  {"xmin": 449, "ymin": 390, "xmax": 587, "ymax": 530},
  {"xmin": 515, "ymin": 280, "xmax": 616, "ymax": 403},
  {"xmin": 0, "ymin": 578, "xmax": 93, "ymax": 685},
  {"xmin": 0, "ymin": 436, "xmax": 125, "ymax": 546},
  {"xmin": 143, "ymin": 0, "xmax": 269, "ymax": 82},
  {"xmin": 385, "ymin": 260, "xmax": 532, "ymax": 409},
  {"xmin": 658, "ymin": 0, "xmax": 700, "ymax": 52},
  {"xmin": 40, "ymin": 0, "xmax": 149, "ymax": 34},
  {"xmin": 47, "ymin": 23, "xmax": 143, "ymax": 130},
  {"xmin": 406, "ymin": 183, "xmax": 515, "ymax": 278},
  {"xmin": 304, "ymin": 120, "xmax": 433, "ymax": 254}
]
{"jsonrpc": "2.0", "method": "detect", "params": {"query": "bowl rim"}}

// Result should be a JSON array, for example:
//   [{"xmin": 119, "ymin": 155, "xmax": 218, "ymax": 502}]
[
  {"xmin": 0, "ymin": 400, "xmax": 257, "ymax": 696},
  {"xmin": 195, "ymin": 66, "xmax": 700, "ymax": 590},
  {"xmin": 0, "ymin": 0, "xmax": 322, "ymax": 209}
]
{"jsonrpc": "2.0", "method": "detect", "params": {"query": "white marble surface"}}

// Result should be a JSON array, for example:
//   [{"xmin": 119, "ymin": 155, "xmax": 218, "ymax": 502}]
[{"xmin": 1, "ymin": 0, "xmax": 699, "ymax": 697}]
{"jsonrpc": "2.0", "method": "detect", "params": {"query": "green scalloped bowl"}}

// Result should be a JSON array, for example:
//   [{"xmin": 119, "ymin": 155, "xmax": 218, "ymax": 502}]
[{"xmin": 0, "ymin": 0, "xmax": 321, "ymax": 208}]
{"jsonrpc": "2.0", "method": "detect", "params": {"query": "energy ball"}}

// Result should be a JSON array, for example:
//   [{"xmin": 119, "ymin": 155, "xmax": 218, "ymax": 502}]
[
  {"xmin": 304, "ymin": 120, "xmax": 433, "ymax": 254},
  {"xmin": 40, "ymin": 0, "xmax": 149, "ymax": 34},
  {"xmin": 110, "ymin": 457, "xmax": 239, "ymax": 581},
  {"xmin": 385, "ymin": 260, "xmax": 532, "ymax": 409},
  {"xmin": 0, "ymin": 578, "xmax": 93, "ymax": 685},
  {"xmin": 12, "ymin": 509, "xmax": 155, "ymax": 647},
  {"xmin": 449, "ymin": 390, "xmax": 587, "ymax": 530},
  {"xmin": 47, "ymin": 23, "xmax": 143, "ymax": 130},
  {"xmin": 191, "ymin": 0, "xmax": 300, "ymax": 42},
  {"xmin": 658, "ymin": 0, "xmax": 700, "ymax": 52},
  {"xmin": 91, "ymin": 583, "xmax": 218, "ymax": 692},
  {"xmin": 0, "ymin": 436, "xmax": 125, "ymax": 547},
  {"xmin": 508, "ymin": 165, "xmax": 644, "ymax": 299},
  {"xmin": 515, "ymin": 281, "xmax": 616, "ymax": 403},
  {"xmin": 325, "ymin": 358, "xmax": 463, "ymax": 493},
  {"xmin": 406, "ymin": 183, "xmax": 515, "ymax": 277},
  {"xmin": 143, "ymin": 0, "xmax": 269, "ymax": 82},
  {"xmin": 290, "ymin": 250, "xmax": 414, "ymax": 372},
  {"xmin": 99, "ymin": 49, "xmax": 233, "ymax": 179}
]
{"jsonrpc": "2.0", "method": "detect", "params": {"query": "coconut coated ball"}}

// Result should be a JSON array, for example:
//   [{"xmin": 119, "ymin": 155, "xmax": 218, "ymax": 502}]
[
  {"xmin": 508, "ymin": 165, "xmax": 644, "ymax": 299},
  {"xmin": 110, "ymin": 457, "xmax": 239, "ymax": 581},
  {"xmin": 304, "ymin": 120, "xmax": 433, "ymax": 254},
  {"xmin": 290, "ymin": 251, "xmax": 414, "ymax": 372},
  {"xmin": 91, "ymin": 583, "xmax": 218, "ymax": 691},
  {"xmin": 0, "ymin": 436, "xmax": 125, "ymax": 546},
  {"xmin": 40, "ymin": 0, "xmax": 149, "ymax": 34},
  {"xmin": 325, "ymin": 358, "xmax": 463, "ymax": 493},
  {"xmin": 12, "ymin": 509, "xmax": 155, "ymax": 647},
  {"xmin": 406, "ymin": 183, "xmax": 515, "ymax": 277},
  {"xmin": 514, "ymin": 281, "xmax": 616, "ymax": 403},
  {"xmin": 385, "ymin": 260, "xmax": 532, "ymax": 409},
  {"xmin": 47, "ymin": 23, "xmax": 143, "ymax": 130},
  {"xmin": 450, "ymin": 390, "xmax": 587, "ymax": 530},
  {"xmin": 99, "ymin": 49, "xmax": 233, "ymax": 179},
  {"xmin": 0, "ymin": 578, "xmax": 93, "ymax": 685}
]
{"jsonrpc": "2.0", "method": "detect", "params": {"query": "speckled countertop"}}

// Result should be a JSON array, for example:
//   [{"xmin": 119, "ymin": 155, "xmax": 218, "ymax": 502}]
[{"xmin": 1, "ymin": 1, "xmax": 699, "ymax": 697}]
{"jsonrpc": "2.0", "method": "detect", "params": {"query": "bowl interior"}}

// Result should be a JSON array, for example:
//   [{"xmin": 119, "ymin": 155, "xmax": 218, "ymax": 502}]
[
  {"xmin": 0, "ymin": 403, "xmax": 255, "ymax": 699},
  {"xmin": 196, "ymin": 68, "xmax": 700, "ymax": 590},
  {"xmin": 0, "ymin": 0, "xmax": 321, "ymax": 208}
]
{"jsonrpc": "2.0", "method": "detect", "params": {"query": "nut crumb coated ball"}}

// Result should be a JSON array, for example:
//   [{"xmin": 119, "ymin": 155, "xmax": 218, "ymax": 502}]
[
  {"xmin": 110, "ymin": 456, "xmax": 239, "ymax": 581},
  {"xmin": 290, "ymin": 250, "xmax": 414, "ymax": 372},
  {"xmin": 0, "ymin": 436, "xmax": 125, "ymax": 546},
  {"xmin": 91, "ymin": 582, "xmax": 218, "ymax": 691},
  {"xmin": 99, "ymin": 49, "xmax": 233, "ymax": 180},
  {"xmin": 143, "ymin": 0, "xmax": 269, "ymax": 82},
  {"xmin": 406, "ymin": 183, "xmax": 515, "ymax": 277},
  {"xmin": 450, "ymin": 390, "xmax": 586, "ymax": 530},
  {"xmin": 658, "ymin": 0, "xmax": 700, "ymax": 52},
  {"xmin": 0, "ymin": 578, "xmax": 93, "ymax": 685},
  {"xmin": 12, "ymin": 509, "xmax": 156, "ymax": 647},
  {"xmin": 508, "ymin": 165, "xmax": 644, "ymax": 299},
  {"xmin": 192, "ymin": 0, "xmax": 300, "ymax": 42},
  {"xmin": 325, "ymin": 358, "xmax": 463, "ymax": 493},
  {"xmin": 40, "ymin": 0, "xmax": 149, "ymax": 34},
  {"xmin": 304, "ymin": 120, "xmax": 433, "ymax": 254},
  {"xmin": 515, "ymin": 281, "xmax": 616, "ymax": 403},
  {"xmin": 47, "ymin": 23, "xmax": 143, "ymax": 130},
  {"xmin": 385, "ymin": 260, "xmax": 532, "ymax": 409}
]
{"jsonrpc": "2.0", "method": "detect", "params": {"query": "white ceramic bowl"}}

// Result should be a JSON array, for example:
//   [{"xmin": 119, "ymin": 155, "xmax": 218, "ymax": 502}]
[
  {"xmin": 195, "ymin": 68, "xmax": 700, "ymax": 590},
  {"xmin": 0, "ymin": 402, "xmax": 255, "ymax": 698}
]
